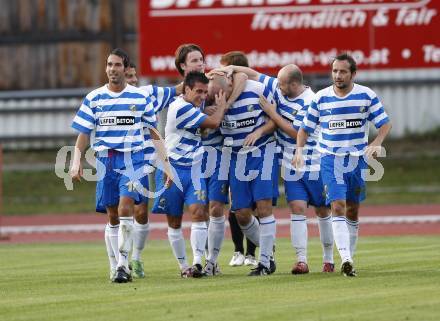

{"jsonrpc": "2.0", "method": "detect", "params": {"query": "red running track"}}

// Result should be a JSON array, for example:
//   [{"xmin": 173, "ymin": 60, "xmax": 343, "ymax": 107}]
[{"xmin": 1, "ymin": 204, "xmax": 439, "ymax": 244}]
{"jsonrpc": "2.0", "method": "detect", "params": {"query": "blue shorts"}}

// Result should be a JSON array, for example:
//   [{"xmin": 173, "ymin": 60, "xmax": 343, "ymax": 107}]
[
  {"xmin": 284, "ymin": 170, "xmax": 327, "ymax": 208},
  {"xmin": 201, "ymin": 148, "xmax": 229, "ymax": 204},
  {"xmin": 229, "ymin": 145, "xmax": 276, "ymax": 211},
  {"xmin": 95, "ymin": 150, "xmax": 145, "ymax": 213},
  {"xmin": 320, "ymin": 154, "xmax": 367, "ymax": 205},
  {"xmin": 152, "ymin": 164, "xmax": 208, "ymax": 216}
]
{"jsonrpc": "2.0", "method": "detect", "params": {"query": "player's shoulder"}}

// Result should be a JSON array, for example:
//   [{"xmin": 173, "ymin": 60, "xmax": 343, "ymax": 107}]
[
  {"xmin": 84, "ymin": 85, "xmax": 107, "ymax": 101},
  {"xmin": 170, "ymin": 95, "xmax": 194, "ymax": 111},
  {"xmin": 353, "ymin": 83, "xmax": 377, "ymax": 99},
  {"xmin": 300, "ymin": 86, "xmax": 315, "ymax": 104},
  {"xmin": 245, "ymin": 79, "xmax": 265, "ymax": 93},
  {"xmin": 124, "ymin": 84, "xmax": 149, "ymax": 97},
  {"xmin": 314, "ymin": 85, "xmax": 333, "ymax": 102},
  {"xmin": 138, "ymin": 84, "xmax": 154, "ymax": 96}
]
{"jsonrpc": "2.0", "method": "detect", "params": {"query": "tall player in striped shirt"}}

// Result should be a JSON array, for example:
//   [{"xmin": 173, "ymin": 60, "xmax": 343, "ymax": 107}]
[
  {"xmin": 209, "ymin": 75, "xmax": 278, "ymax": 276},
  {"xmin": 98, "ymin": 61, "xmax": 179, "ymax": 280},
  {"xmin": 152, "ymin": 71, "xmax": 228, "ymax": 278},
  {"xmin": 222, "ymin": 63, "xmax": 335, "ymax": 273},
  {"xmin": 294, "ymin": 53, "xmax": 392, "ymax": 277},
  {"xmin": 70, "ymin": 48, "xmax": 171, "ymax": 283}
]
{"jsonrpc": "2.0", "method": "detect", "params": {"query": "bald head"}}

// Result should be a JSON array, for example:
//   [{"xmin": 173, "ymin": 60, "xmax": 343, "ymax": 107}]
[
  {"xmin": 208, "ymin": 74, "xmax": 232, "ymax": 102},
  {"xmin": 277, "ymin": 64, "xmax": 304, "ymax": 98},
  {"xmin": 278, "ymin": 64, "xmax": 303, "ymax": 85}
]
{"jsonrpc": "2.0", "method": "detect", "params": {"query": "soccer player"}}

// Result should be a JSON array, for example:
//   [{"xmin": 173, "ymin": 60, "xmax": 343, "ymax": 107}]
[
  {"xmin": 218, "ymin": 51, "xmax": 258, "ymax": 268},
  {"xmin": 152, "ymin": 71, "xmax": 228, "ymax": 278},
  {"xmin": 70, "ymin": 48, "xmax": 171, "ymax": 283},
  {"xmin": 209, "ymin": 74, "xmax": 277, "ymax": 276},
  {"xmin": 294, "ymin": 53, "xmax": 392, "ymax": 277},
  {"xmin": 173, "ymin": 44, "xmax": 247, "ymax": 276},
  {"xmin": 220, "ymin": 63, "xmax": 335, "ymax": 273},
  {"xmin": 100, "ymin": 61, "xmax": 179, "ymax": 281}
]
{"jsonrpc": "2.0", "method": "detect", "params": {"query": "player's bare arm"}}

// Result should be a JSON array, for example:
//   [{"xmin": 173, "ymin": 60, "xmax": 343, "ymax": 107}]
[
  {"xmin": 243, "ymin": 118, "xmax": 276, "ymax": 147},
  {"xmin": 200, "ymin": 90, "xmax": 227, "ymax": 129},
  {"xmin": 365, "ymin": 122, "xmax": 392, "ymax": 159},
  {"xmin": 226, "ymin": 72, "xmax": 248, "ymax": 108},
  {"xmin": 259, "ymin": 95, "xmax": 299, "ymax": 140},
  {"xmin": 69, "ymin": 133, "xmax": 89, "ymax": 181},
  {"xmin": 293, "ymin": 128, "xmax": 309, "ymax": 169},
  {"xmin": 149, "ymin": 127, "xmax": 174, "ymax": 188}
]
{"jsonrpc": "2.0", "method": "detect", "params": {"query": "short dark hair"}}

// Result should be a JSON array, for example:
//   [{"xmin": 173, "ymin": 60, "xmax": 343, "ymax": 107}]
[
  {"xmin": 109, "ymin": 48, "xmax": 130, "ymax": 68},
  {"xmin": 183, "ymin": 71, "xmax": 209, "ymax": 92},
  {"xmin": 220, "ymin": 51, "xmax": 249, "ymax": 67},
  {"xmin": 128, "ymin": 61, "xmax": 136, "ymax": 69},
  {"xmin": 175, "ymin": 44, "xmax": 205, "ymax": 76},
  {"xmin": 333, "ymin": 53, "xmax": 357, "ymax": 73}
]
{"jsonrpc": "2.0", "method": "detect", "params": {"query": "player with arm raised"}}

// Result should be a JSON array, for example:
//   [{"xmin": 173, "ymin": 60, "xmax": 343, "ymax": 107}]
[{"xmin": 152, "ymin": 71, "xmax": 228, "ymax": 278}]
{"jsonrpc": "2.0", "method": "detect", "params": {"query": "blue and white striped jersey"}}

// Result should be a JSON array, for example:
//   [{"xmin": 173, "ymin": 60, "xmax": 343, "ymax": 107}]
[
  {"xmin": 139, "ymin": 85, "xmax": 176, "ymax": 163},
  {"xmin": 139, "ymin": 85, "xmax": 176, "ymax": 114},
  {"xmin": 71, "ymin": 84, "xmax": 157, "ymax": 152},
  {"xmin": 259, "ymin": 74, "xmax": 320, "ymax": 171},
  {"xmin": 165, "ymin": 96, "xmax": 208, "ymax": 167},
  {"xmin": 220, "ymin": 80, "xmax": 274, "ymax": 153},
  {"xmin": 302, "ymin": 83, "xmax": 390, "ymax": 156}
]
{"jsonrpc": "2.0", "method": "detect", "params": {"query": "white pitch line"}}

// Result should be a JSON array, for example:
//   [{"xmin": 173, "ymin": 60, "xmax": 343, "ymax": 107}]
[{"xmin": 2, "ymin": 215, "xmax": 440, "ymax": 235}]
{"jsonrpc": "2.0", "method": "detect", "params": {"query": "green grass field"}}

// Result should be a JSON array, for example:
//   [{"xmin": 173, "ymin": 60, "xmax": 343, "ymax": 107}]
[{"xmin": 1, "ymin": 237, "xmax": 439, "ymax": 321}]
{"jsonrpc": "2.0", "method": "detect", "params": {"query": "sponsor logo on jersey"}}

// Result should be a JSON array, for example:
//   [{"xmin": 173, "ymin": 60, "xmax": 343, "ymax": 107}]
[
  {"xmin": 99, "ymin": 116, "xmax": 135, "ymax": 126},
  {"xmin": 328, "ymin": 119, "xmax": 362, "ymax": 130},
  {"xmin": 221, "ymin": 117, "xmax": 255, "ymax": 129}
]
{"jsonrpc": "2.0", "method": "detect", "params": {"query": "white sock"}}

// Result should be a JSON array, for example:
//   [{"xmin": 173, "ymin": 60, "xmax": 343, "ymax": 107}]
[
  {"xmin": 290, "ymin": 214, "xmax": 308, "ymax": 263},
  {"xmin": 207, "ymin": 216, "xmax": 225, "ymax": 264},
  {"xmin": 191, "ymin": 221, "xmax": 208, "ymax": 265},
  {"xmin": 259, "ymin": 215, "xmax": 276, "ymax": 268},
  {"xmin": 318, "ymin": 215, "xmax": 334, "ymax": 264},
  {"xmin": 107, "ymin": 223, "xmax": 119, "ymax": 267},
  {"xmin": 332, "ymin": 216, "xmax": 352, "ymax": 263},
  {"xmin": 117, "ymin": 217, "xmax": 134, "ymax": 269},
  {"xmin": 239, "ymin": 215, "xmax": 260, "ymax": 247},
  {"xmin": 104, "ymin": 224, "xmax": 117, "ymax": 270},
  {"xmin": 167, "ymin": 227, "xmax": 188, "ymax": 270},
  {"xmin": 346, "ymin": 218, "xmax": 359, "ymax": 258},
  {"xmin": 132, "ymin": 221, "xmax": 150, "ymax": 262}
]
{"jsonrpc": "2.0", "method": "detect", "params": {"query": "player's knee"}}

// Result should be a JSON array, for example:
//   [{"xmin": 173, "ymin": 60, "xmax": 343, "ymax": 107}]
[
  {"xmin": 209, "ymin": 202, "xmax": 224, "ymax": 218},
  {"xmin": 134, "ymin": 204, "xmax": 149, "ymax": 224},
  {"xmin": 167, "ymin": 215, "xmax": 182, "ymax": 229},
  {"xmin": 256, "ymin": 199, "xmax": 272, "ymax": 217},
  {"xmin": 331, "ymin": 200, "xmax": 346, "ymax": 216},
  {"xmin": 346, "ymin": 202, "xmax": 360, "ymax": 220},
  {"xmin": 315, "ymin": 206, "xmax": 330, "ymax": 218},
  {"xmin": 235, "ymin": 209, "xmax": 252, "ymax": 226},
  {"xmin": 289, "ymin": 202, "xmax": 306, "ymax": 215},
  {"xmin": 190, "ymin": 205, "xmax": 208, "ymax": 222}
]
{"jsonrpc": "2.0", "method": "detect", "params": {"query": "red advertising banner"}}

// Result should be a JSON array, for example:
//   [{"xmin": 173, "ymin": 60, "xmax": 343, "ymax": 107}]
[{"xmin": 138, "ymin": 0, "xmax": 440, "ymax": 76}]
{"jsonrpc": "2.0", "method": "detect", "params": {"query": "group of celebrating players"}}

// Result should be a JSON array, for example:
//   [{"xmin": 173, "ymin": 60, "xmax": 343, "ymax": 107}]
[{"xmin": 70, "ymin": 43, "xmax": 391, "ymax": 283}]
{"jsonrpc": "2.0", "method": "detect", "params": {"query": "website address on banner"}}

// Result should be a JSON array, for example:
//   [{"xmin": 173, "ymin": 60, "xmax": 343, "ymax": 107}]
[{"xmin": 150, "ymin": 48, "xmax": 390, "ymax": 72}]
